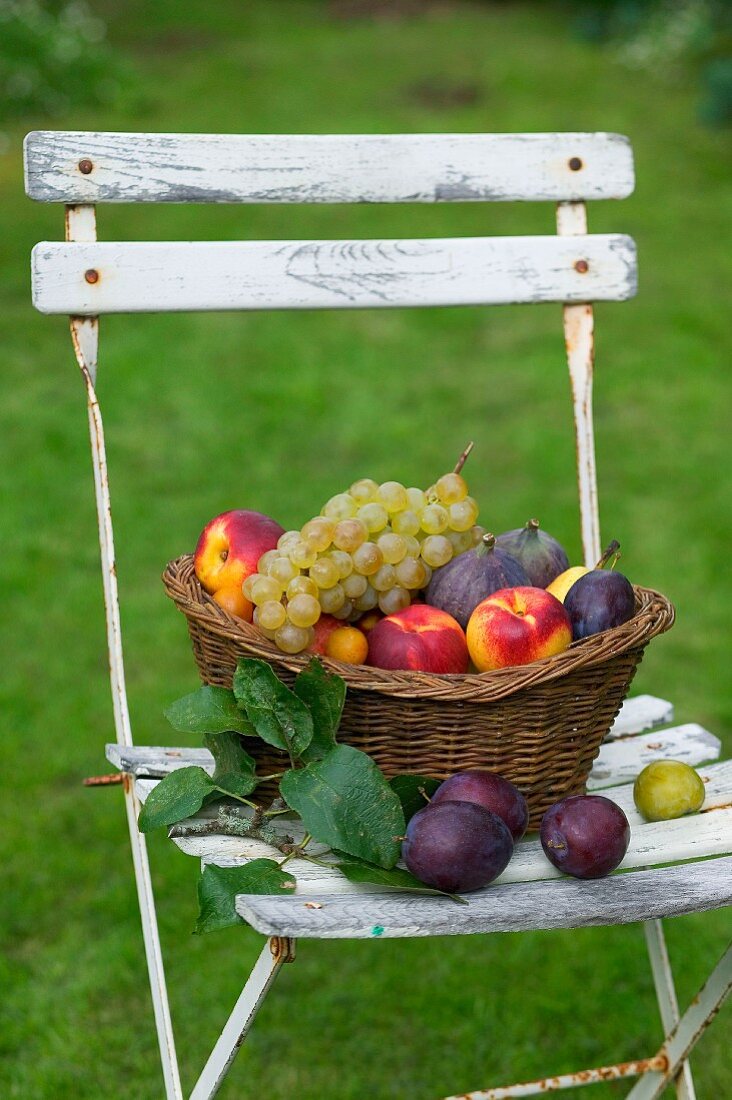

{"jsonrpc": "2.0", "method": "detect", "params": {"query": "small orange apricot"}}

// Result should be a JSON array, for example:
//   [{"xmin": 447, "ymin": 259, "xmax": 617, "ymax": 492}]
[
  {"xmin": 325, "ymin": 626, "xmax": 369, "ymax": 665},
  {"xmin": 213, "ymin": 585, "xmax": 254, "ymax": 622}
]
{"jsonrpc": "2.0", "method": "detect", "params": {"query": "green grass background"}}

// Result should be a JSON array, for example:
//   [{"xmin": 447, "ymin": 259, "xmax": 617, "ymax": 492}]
[{"xmin": 1, "ymin": 2, "xmax": 730, "ymax": 1097}]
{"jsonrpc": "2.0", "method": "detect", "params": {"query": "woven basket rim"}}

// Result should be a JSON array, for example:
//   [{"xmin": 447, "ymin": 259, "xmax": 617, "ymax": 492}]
[{"xmin": 162, "ymin": 554, "xmax": 675, "ymax": 703}]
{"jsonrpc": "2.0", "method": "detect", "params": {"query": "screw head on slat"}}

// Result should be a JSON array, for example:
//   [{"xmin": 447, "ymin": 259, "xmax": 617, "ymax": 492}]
[
  {"xmin": 84, "ymin": 269, "xmax": 99, "ymax": 284},
  {"xmin": 574, "ymin": 259, "xmax": 589, "ymax": 274},
  {"xmin": 78, "ymin": 159, "xmax": 94, "ymax": 175},
  {"xmin": 568, "ymin": 157, "xmax": 583, "ymax": 171}
]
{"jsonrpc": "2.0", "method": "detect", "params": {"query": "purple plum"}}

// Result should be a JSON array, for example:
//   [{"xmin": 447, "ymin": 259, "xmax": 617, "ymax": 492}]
[
  {"xmin": 431, "ymin": 770, "xmax": 529, "ymax": 841},
  {"xmin": 564, "ymin": 569, "xmax": 636, "ymax": 640},
  {"xmin": 403, "ymin": 800, "xmax": 513, "ymax": 893},
  {"xmin": 540, "ymin": 795, "xmax": 630, "ymax": 879}
]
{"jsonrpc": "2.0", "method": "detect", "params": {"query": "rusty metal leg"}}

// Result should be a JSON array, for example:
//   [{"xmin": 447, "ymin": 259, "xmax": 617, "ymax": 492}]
[
  {"xmin": 625, "ymin": 941, "xmax": 732, "ymax": 1099},
  {"xmin": 189, "ymin": 937, "xmax": 296, "ymax": 1100},
  {"xmin": 643, "ymin": 920, "xmax": 695, "ymax": 1099}
]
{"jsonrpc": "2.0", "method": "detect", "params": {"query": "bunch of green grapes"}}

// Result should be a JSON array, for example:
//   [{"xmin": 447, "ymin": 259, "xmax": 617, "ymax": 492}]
[{"xmin": 244, "ymin": 473, "xmax": 484, "ymax": 654}]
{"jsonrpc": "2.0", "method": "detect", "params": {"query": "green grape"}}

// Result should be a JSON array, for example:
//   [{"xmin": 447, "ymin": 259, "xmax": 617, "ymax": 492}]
[
  {"xmin": 323, "ymin": 492, "xmax": 358, "ymax": 520},
  {"xmin": 333, "ymin": 518, "xmax": 368, "ymax": 552},
  {"xmin": 242, "ymin": 574, "xmax": 258, "ymax": 601},
  {"xmin": 257, "ymin": 549, "xmax": 280, "ymax": 574},
  {"xmin": 391, "ymin": 509, "xmax": 421, "ymax": 537},
  {"xmin": 269, "ymin": 555, "xmax": 299, "ymax": 586},
  {"xmin": 319, "ymin": 583, "xmax": 346, "ymax": 613},
  {"xmin": 371, "ymin": 563, "xmax": 397, "ymax": 592},
  {"xmin": 402, "ymin": 534, "xmax": 421, "ymax": 557},
  {"xmin": 377, "ymin": 481, "xmax": 408, "ymax": 513},
  {"xmin": 448, "ymin": 497, "xmax": 479, "ymax": 532},
  {"xmin": 352, "ymin": 542, "xmax": 384, "ymax": 576},
  {"xmin": 471, "ymin": 524, "xmax": 486, "ymax": 545},
  {"xmin": 420, "ymin": 503, "xmax": 449, "ymax": 535},
  {"xmin": 287, "ymin": 593, "xmax": 321, "ymax": 629},
  {"xmin": 354, "ymin": 585, "xmax": 379, "ymax": 611},
  {"xmin": 435, "ymin": 472, "xmax": 468, "ymax": 505},
  {"xmin": 330, "ymin": 549, "xmax": 353, "ymax": 579},
  {"xmin": 289, "ymin": 539, "xmax": 318, "ymax": 569},
  {"xmin": 332, "ymin": 598, "xmax": 355, "ymax": 620},
  {"xmin": 395, "ymin": 556, "xmax": 427, "ymax": 589},
  {"xmin": 447, "ymin": 528, "xmax": 473, "ymax": 555},
  {"xmin": 342, "ymin": 572, "xmax": 368, "ymax": 599},
  {"xmin": 310, "ymin": 556, "xmax": 340, "ymax": 589},
  {"xmin": 274, "ymin": 622, "xmax": 312, "ymax": 654},
  {"xmin": 421, "ymin": 534, "xmax": 453, "ymax": 568},
  {"xmin": 406, "ymin": 487, "xmax": 426, "ymax": 512},
  {"xmin": 378, "ymin": 587, "xmax": 410, "ymax": 615},
  {"xmin": 350, "ymin": 478, "xmax": 379, "ymax": 504},
  {"xmin": 301, "ymin": 516, "xmax": 336, "ymax": 552},
  {"xmin": 257, "ymin": 599, "xmax": 287, "ymax": 631},
  {"xmin": 357, "ymin": 502, "xmax": 389, "ymax": 534},
  {"xmin": 250, "ymin": 575, "xmax": 283, "ymax": 605},
  {"xmin": 286, "ymin": 575, "xmax": 319, "ymax": 600},
  {"xmin": 277, "ymin": 530, "xmax": 301, "ymax": 553},
  {"xmin": 377, "ymin": 531, "xmax": 408, "ymax": 564},
  {"xmin": 252, "ymin": 607, "xmax": 277, "ymax": 640},
  {"xmin": 422, "ymin": 564, "xmax": 433, "ymax": 586}
]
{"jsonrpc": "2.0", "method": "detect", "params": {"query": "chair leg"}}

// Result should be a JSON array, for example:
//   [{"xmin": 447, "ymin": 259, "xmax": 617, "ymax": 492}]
[
  {"xmin": 643, "ymin": 919, "xmax": 695, "ymax": 1099},
  {"xmin": 189, "ymin": 937, "xmax": 296, "ymax": 1100},
  {"xmin": 625, "ymin": 940, "xmax": 732, "ymax": 1099}
]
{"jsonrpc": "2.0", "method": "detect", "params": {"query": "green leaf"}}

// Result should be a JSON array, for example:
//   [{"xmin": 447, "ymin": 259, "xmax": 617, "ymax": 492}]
[
  {"xmin": 195, "ymin": 859, "xmax": 297, "ymax": 934},
  {"xmin": 165, "ymin": 686, "xmax": 253, "ymax": 736},
  {"xmin": 138, "ymin": 767, "xmax": 216, "ymax": 832},
  {"xmin": 389, "ymin": 775, "xmax": 441, "ymax": 823},
  {"xmin": 293, "ymin": 658, "xmax": 345, "ymax": 762},
  {"xmin": 233, "ymin": 659, "xmax": 313, "ymax": 760},
  {"xmin": 334, "ymin": 855, "xmax": 466, "ymax": 904},
  {"xmin": 204, "ymin": 731, "xmax": 258, "ymax": 798},
  {"xmin": 279, "ymin": 744, "xmax": 405, "ymax": 869}
]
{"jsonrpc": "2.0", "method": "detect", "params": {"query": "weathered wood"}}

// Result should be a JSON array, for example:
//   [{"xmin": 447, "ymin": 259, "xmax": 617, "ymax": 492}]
[
  {"xmin": 24, "ymin": 131, "xmax": 635, "ymax": 205},
  {"xmin": 32, "ymin": 235, "xmax": 637, "ymax": 315},
  {"xmin": 235, "ymin": 856, "xmax": 732, "ymax": 938},
  {"xmin": 587, "ymin": 724, "xmax": 721, "ymax": 789},
  {"xmin": 606, "ymin": 694, "xmax": 674, "ymax": 739}
]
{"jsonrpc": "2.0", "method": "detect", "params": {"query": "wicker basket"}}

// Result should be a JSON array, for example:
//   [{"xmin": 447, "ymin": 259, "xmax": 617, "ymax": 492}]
[{"xmin": 163, "ymin": 555, "xmax": 674, "ymax": 827}]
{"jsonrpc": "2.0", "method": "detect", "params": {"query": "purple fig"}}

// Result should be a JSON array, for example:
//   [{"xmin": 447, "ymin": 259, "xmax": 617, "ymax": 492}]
[
  {"xmin": 425, "ymin": 533, "xmax": 529, "ymax": 629},
  {"xmin": 495, "ymin": 519, "xmax": 570, "ymax": 588}
]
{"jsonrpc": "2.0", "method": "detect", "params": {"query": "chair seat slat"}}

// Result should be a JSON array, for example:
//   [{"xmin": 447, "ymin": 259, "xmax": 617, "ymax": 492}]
[
  {"xmin": 32, "ymin": 234, "xmax": 637, "ymax": 314},
  {"xmin": 24, "ymin": 131, "xmax": 634, "ymax": 204}
]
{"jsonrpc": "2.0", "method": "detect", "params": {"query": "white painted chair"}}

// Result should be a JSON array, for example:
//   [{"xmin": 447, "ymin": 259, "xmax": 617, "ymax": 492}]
[{"xmin": 26, "ymin": 130, "xmax": 731, "ymax": 1100}]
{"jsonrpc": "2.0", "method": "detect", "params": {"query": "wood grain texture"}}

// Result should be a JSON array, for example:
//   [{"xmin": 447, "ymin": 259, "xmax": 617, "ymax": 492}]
[
  {"xmin": 606, "ymin": 695, "xmax": 674, "ymax": 739},
  {"xmin": 31, "ymin": 235, "xmax": 637, "ymax": 315},
  {"xmin": 24, "ymin": 131, "xmax": 635, "ymax": 204},
  {"xmin": 235, "ymin": 856, "xmax": 732, "ymax": 938},
  {"xmin": 587, "ymin": 723, "xmax": 721, "ymax": 788}
]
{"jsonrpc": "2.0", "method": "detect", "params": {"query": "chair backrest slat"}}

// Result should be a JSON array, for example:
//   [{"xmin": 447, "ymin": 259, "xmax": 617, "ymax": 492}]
[
  {"xmin": 24, "ymin": 130, "xmax": 634, "ymax": 205},
  {"xmin": 31, "ymin": 234, "xmax": 636, "ymax": 314}
]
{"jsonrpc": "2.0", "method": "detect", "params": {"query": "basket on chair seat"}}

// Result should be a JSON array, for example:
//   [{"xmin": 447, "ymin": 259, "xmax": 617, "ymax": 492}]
[{"xmin": 163, "ymin": 554, "xmax": 675, "ymax": 827}]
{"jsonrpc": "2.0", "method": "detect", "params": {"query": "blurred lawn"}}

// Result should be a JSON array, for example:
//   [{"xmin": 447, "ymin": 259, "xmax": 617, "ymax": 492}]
[{"xmin": 1, "ymin": 2, "xmax": 731, "ymax": 1098}]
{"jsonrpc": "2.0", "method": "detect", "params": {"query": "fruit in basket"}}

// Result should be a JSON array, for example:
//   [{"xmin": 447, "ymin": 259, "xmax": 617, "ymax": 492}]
[
  {"xmin": 466, "ymin": 586, "xmax": 572, "ymax": 672},
  {"xmin": 546, "ymin": 540, "xmax": 621, "ymax": 603},
  {"xmin": 402, "ymin": 800, "xmax": 514, "ymax": 892},
  {"xmin": 564, "ymin": 569, "xmax": 635, "ymax": 640},
  {"xmin": 431, "ymin": 770, "xmax": 529, "ymax": 841},
  {"xmin": 212, "ymin": 585, "xmax": 254, "ymax": 621},
  {"xmin": 194, "ymin": 510, "xmax": 285, "ymax": 594},
  {"xmin": 633, "ymin": 760, "xmax": 705, "ymax": 822},
  {"xmin": 367, "ymin": 604, "xmax": 469, "ymax": 674},
  {"xmin": 325, "ymin": 625, "xmax": 369, "ymax": 665},
  {"xmin": 540, "ymin": 795, "xmax": 630, "ymax": 879},
  {"xmin": 425, "ymin": 533, "xmax": 530, "ymax": 629},
  {"xmin": 308, "ymin": 614, "xmax": 342, "ymax": 655},
  {"xmin": 495, "ymin": 519, "xmax": 569, "ymax": 588}
]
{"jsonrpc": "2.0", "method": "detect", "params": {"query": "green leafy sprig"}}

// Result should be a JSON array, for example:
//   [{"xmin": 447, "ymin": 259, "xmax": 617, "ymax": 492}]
[{"xmin": 139, "ymin": 658, "xmax": 448, "ymax": 931}]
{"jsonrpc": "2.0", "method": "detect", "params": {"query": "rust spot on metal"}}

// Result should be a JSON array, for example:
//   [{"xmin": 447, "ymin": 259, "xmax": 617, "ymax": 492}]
[
  {"xmin": 78, "ymin": 158, "xmax": 94, "ymax": 175},
  {"xmin": 122, "ymin": 773, "xmax": 132, "ymax": 794},
  {"xmin": 569, "ymin": 156, "xmax": 583, "ymax": 171},
  {"xmin": 84, "ymin": 268, "xmax": 99, "ymax": 284},
  {"xmin": 83, "ymin": 772, "xmax": 124, "ymax": 787},
  {"xmin": 574, "ymin": 259, "xmax": 589, "ymax": 274},
  {"xmin": 270, "ymin": 936, "xmax": 296, "ymax": 963}
]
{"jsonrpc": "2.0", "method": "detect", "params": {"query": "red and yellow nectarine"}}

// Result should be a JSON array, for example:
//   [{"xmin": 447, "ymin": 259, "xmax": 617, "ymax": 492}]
[
  {"xmin": 194, "ymin": 509, "xmax": 284, "ymax": 594},
  {"xmin": 466, "ymin": 586, "xmax": 572, "ymax": 672},
  {"xmin": 368, "ymin": 604, "xmax": 469, "ymax": 674}
]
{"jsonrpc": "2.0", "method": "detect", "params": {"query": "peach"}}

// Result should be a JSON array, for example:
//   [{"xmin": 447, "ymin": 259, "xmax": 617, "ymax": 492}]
[
  {"xmin": 367, "ymin": 603, "xmax": 469, "ymax": 674},
  {"xmin": 467, "ymin": 586, "xmax": 572, "ymax": 672},
  {"xmin": 213, "ymin": 585, "xmax": 254, "ymax": 622},
  {"xmin": 194, "ymin": 509, "xmax": 284, "ymax": 594}
]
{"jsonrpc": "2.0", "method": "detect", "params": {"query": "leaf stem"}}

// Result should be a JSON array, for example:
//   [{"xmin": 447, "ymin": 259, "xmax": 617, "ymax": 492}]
[{"xmin": 213, "ymin": 786, "xmax": 258, "ymax": 810}]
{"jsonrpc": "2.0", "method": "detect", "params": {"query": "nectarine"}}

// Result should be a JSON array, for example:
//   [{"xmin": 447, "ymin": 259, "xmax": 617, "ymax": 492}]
[
  {"xmin": 467, "ymin": 586, "xmax": 572, "ymax": 672},
  {"xmin": 194, "ymin": 509, "xmax": 284, "ymax": 594},
  {"xmin": 367, "ymin": 604, "xmax": 468, "ymax": 674}
]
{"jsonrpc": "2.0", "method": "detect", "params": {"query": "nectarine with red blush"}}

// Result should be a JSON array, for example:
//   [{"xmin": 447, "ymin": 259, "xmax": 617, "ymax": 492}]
[
  {"xmin": 467, "ymin": 586, "xmax": 571, "ymax": 672},
  {"xmin": 194, "ymin": 509, "xmax": 284, "ymax": 594},
  {"xmin": 367, "ymin": 604, "xmax": 468, "ymax": 674}
]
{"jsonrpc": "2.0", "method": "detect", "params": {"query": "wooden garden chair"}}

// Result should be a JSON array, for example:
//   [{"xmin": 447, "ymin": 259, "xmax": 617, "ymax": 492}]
[{"xmin": 25, "ymin": 129, "xmax": 731, "ymax": 1099}]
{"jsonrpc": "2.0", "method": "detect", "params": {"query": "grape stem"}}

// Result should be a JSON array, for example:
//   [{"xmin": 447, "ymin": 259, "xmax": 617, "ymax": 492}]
[{"xmin": 453, "ymin": 440, "xmax": 475, "ymax": 475}]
